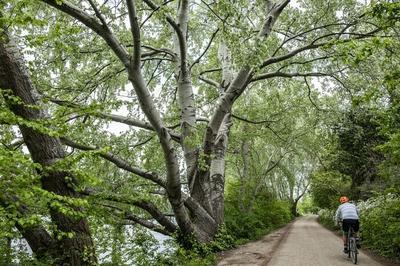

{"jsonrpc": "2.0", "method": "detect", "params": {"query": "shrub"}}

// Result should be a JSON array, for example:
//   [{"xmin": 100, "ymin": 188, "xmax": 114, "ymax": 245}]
[
  {"xmin": 317, "ymin": 209, "xmax": 339, "ymax": 230},
  {"xmin": 359, "ymin": 194, "xmax": 400, "ymax": 259},
  {"xmin": 224, "ymin": 191, "xmax": 293, "ymax": 243}
]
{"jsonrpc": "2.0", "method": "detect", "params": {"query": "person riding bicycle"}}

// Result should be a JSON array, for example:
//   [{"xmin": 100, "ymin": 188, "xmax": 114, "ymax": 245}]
[{"xmin": 335, "ymin": 196, "xmax": 360, "ymax": 253}]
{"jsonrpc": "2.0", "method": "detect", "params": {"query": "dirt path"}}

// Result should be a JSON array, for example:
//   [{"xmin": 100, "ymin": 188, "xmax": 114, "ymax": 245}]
[
  {"xmin": 218, "ymin": 215, "xmax": 383, "ymax": 266},
  {"xmin": 218, "ymin": 223, "xmax": 292, "ymax": 266}
]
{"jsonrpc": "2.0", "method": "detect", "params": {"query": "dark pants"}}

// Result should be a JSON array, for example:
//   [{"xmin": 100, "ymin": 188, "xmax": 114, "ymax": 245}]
[{"xmin": 342, "ymin": 219, "xmax": 359, "ymax": 234}]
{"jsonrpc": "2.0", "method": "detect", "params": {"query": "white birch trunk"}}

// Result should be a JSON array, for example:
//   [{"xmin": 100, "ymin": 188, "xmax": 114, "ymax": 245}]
[{"xmin": 173, "ymin": 0, "xmax": 198, "ymax": 193}]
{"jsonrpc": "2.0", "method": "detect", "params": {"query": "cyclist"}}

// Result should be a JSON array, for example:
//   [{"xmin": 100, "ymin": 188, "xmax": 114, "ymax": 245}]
[{"xmin": 335, "ymin": 196, "xmax": 360, "ymax": 253}]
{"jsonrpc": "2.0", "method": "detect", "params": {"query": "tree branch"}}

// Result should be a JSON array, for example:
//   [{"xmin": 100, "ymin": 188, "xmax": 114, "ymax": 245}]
[
  {"xmin": 61, "ymin": 137, "xmax": 167, "ymax": 188},
  {"xmin": 259, "ymin": 0, "xmax": 291, "ymax": 38},
  {"xmin": 232, "ymin": 114, "xmax": 277, "ymax": 125},
  {"xmin": 126, "ymin": 0, "xmax": 142, "ymax": 67},
  {"xmin": 49, "ymin": 98, "xmax": 181, "ymax": 141},
  {"xmin": 124, "ymin": 213, "xmax": 174, "ymax": 235},
  {"xmin": 0, "ymin": 196, "xmax": 56, "ymax": 259},
  {"xmin": 304, "ymin": 77, "xmax": 324, "ymax": 111},
  {"xmin": 41, "ymin": 0, "xmax": 130, "ymax": 66},
  {"xmin": 87, "ymin": 192, "xmax": 177, "ymax": 233},
  {"xmin": 140, "ymin": 0, "xmax": 175, "ymax": 28},
  {"xmin": 100, "ymin": 202, "xmax": 174, "ymax": 235},
  {"xmin": 199, "ymin": 68, "xmax": 222, "ymax": 75},
  {"xmin": 142, "ymin": 45, "xmax": 176, "ymax": 59},
  {"xmin": 87, "ymin": 0, "xmax": 108, "ymax": 26},
  {"xmin": 251, "ymin": 71, "xmax": 330, "ymax": 82},
  {"xmin": 271, "ymin": 22, "xmax": 350, "ymax": 57},
  {"xmin": 261, "ymin": 28, "xmax": 381, "ymax": 69},
  {"xmin": 190, "ymin": 28, "xmax": 219, "ymax": 69},
  {"xmin": 199, "ymin": 76, "xmax": 220, "ymax": 88}
]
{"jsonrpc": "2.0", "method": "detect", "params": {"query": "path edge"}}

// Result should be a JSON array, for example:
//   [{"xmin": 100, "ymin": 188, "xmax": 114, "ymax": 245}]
[
  {"xmin": 261, "ymin": 217, "xmax": 296, "ymax": 266},
  {"xmin": 216, "ymin": 217, "xmax": 297, "ymax": 266}
]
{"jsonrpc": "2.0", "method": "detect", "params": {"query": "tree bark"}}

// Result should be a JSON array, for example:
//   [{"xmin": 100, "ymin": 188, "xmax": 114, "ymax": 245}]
[
  {"xmin": 0, "ymin": 29, "xmax": 96, "ymax": 265},
  {"xmin": 172, "ymin": 0, "xmax": 198, "ymax": 195}
]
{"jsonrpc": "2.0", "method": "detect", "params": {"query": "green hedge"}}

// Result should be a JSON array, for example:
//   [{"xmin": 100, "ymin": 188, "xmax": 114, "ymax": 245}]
[
  {"xmin": 225, "ymin": 197, "xmax": 293, "ymax": 243},
  {"xmin": 359, "ymin": 195, "xmax": 400, "ymax": 259},
  {"xmin": 317, "ymin": 209, "xmax": 340, "ymax": 231}
]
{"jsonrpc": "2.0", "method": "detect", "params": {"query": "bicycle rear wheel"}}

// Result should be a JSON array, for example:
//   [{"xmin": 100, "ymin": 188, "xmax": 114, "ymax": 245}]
[
  {"xmin": 347, "ymin": 230, "xmax": 351, "ymax": 258},
  {"xmin": 350, "ymin": 237, "xmax": 358, "ymax": 264}
]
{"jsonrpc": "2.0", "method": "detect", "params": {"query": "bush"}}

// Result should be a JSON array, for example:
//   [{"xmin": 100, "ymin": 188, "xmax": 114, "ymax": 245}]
[
  {"xmin": 224, "ymin": 190, "xmax": 293, "ymax": 243},
  {"xmin": 155, "ymin": 248, "xmax": 216, "ymax": 266},
  {"xmin": 317, "ymin": 209, "xmax": 339, "ymax": 230},
  {"xmin": 359, "ymin": 194, "xmax": 400, "ymax": 259}
]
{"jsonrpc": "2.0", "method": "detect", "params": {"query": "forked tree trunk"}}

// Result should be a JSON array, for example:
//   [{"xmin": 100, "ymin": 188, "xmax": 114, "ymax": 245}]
[
  {"xmin": 35, "ymin": 0, "xmax": 292, "ymax": 246},
  {"xmin": 0, "ymin": 29, "xmax": 97, "ymax": 265}
]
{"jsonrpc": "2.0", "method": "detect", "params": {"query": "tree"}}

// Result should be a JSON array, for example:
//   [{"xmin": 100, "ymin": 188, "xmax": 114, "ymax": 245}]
[
  {"xmin": 308, "ymin": 2, "xmax": 400, "ymax": 201},
  {"xmin": 0, "ymin": 21, "xmax": 97, "ymax": 264}
]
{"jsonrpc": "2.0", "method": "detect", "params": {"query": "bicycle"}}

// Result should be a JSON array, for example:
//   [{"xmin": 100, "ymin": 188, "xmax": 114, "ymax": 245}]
[{"xmin": 346, "ymin": 224, "xmax": 358, "ymax": 264}]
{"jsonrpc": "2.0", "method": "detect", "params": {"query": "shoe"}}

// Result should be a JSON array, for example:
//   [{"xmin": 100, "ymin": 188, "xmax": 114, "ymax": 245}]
[{"xmin": 343, "ymin": 247, "xmax": 349, "ymax": 253}]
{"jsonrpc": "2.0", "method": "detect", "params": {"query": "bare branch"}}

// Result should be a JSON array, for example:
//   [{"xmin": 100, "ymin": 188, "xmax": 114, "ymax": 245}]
[
  {"xmin": 251, "ymin": 70, "xmax": 330, "ymax": 82},
  {"xmin": 196, "ymin": 116, "xmax": 210, "ymax": 123},
  {"xmin": 100, "ymin": 202, "xmax": 174, "ymax": 235},
  {"xmin": 61, "ymin": 137, "xmax": 167, "ymax": 188},
  {"xmin": 199, "ymin": 68, "xmax": 222, "ymax": 75},
  {"xmin": 87, "ymin": 191, "xmax": 177, "ymax": 233},
  {"xmin": 124, "ymin": 213, "xmax": 173, "ymax": 235},
  {"xmin": 199, "ymin": 76, "xmax": 220, "ymax": 88},
  {"xmin": 168, "ymin": 116, "xmax": 210, "ymax": 129},
  {"xmin": 141, "ymin": 56, "xmax": 174, "ymax": 62},
  {"xmin": 304, "ymin": 77, "xmax": 324, "ymax": 111},
  {"xmin": 232, "ymin": 114, "xmax": 286, "ymax": 141},
  {"xmin": 190, "ymin": 28, "xmax": 220, "ymax": 69},
  {"xmin": 142, "ymin": 45, "xmax": 176, "ymax": 58},
  {"xmin": 261, "ymin": 43, "xmax": 322, "ymax": 68},
  {"xmin": 126, "ymin": 0, "xmax": 142, "ymax": 67},
  {"xmin": 271, "ymin": 23, "xmax": 350, "ymax": 57},
  {"xmin": 232, "ymin": 114, "xmax": 277, "ymax": 125},
  {"xmin": 142, "ymin": 0, "xmax": 190, "ymax": 78},
  {"xmin": 2, "ymin": 138, "xmax": 24, "ymax": 150},
  {"xmin": 140, "ymin": 0, "xmax": 175, "ymax": 28},
  {"xmin": 261, "ymin": 28, "xmax": 381, "ymax": 69},
  {"xmin": 49, "ymin": 98, "xmax": 181, "ymax": 141},
  {"xmin": 276, "ymin": 54, "xmax": 335, "ymax": 72},
  {"xmin": 87, "ymin": 0, "xmax": 108, "ymax": 26}
]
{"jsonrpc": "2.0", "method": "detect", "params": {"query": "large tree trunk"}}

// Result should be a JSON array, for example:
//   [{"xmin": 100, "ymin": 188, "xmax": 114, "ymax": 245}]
[
  {"xmin": 0, "ymin": 29, "xmax": 97, "ymax": 265},
  {"xmin": 291, "ymin": 199, "xmax": 299, "ymax": 217},
  {"xmin": 0, "ymin": 197, "xmax": 58, "ymax": 260}
]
